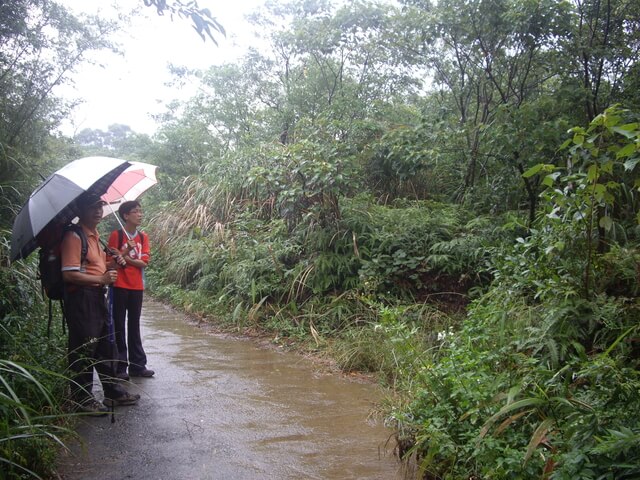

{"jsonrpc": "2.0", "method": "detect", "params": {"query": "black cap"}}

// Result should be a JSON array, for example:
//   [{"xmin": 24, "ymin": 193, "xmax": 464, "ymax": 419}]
[{"xmin": 80, "ymin": 192, "xmax": 107, "ymax": 207}]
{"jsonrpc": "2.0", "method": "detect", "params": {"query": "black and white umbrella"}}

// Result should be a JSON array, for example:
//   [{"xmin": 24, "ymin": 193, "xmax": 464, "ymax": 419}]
[{"xmin": 10, "ymin": 156, "xmax": 131, "ymax": 262}]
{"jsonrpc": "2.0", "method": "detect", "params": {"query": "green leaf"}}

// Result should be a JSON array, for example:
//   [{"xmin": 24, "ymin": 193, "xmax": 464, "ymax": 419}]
[
  {"xmin": 601, "ymin": 160, "xmax": 614, "ymax": 174},
  {"xmin": 522, "ymin": 164, "xmax": 544, "ymax": 178},
  {"xmin": 587, "ymin": 134, "xmax": 599, "ymax": 144},
  {"xmin": 612, "ymin": 125, "xmax": 639, "ymax": 139},
  {"xmin": 616, "ymin": 143, "xmax": 637, "ymax": 159},
  {"xmin": 604, "ymin": 112, "xmax": 621, "ymax": 128},
  {"xmin": 624, "ymin": 158, "xmax": 639, "ymax": 171},
  {"xmin": 559, "ymin": 138, "xmax": 572, "ymax": 150},
  {"xmin": 542, "ymin": 174, "xmax": 555, "ymax": 187},
  {"xmin": 593, "ymin": 184, "xmax": 607, "ymax": 202},
  {"xmin": 599, "ymin": 215, "xmax": 613, "ymax": 231}
]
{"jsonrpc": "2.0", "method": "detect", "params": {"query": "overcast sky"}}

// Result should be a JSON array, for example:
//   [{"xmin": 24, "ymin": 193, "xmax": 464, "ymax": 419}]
[{"xmin": 57, "ymin": 0, "xmax": 265, "ymax": 136}]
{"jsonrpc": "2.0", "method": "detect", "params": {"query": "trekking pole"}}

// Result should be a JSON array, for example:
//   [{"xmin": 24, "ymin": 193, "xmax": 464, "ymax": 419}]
[{"xmin": 107, "ymin": 279, "xmax": 116, "ymax": 424}]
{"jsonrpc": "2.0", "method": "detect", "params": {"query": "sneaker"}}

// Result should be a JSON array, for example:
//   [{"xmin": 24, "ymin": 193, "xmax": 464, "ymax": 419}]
[
  {"xmin": 103, "ymin": 391, "xmax": 141, "ymax": 407},
  {"xmin": 78, "ymin": 399, "xmax": 109, "ymax": 416},
  {"xmin": 130, "ymin": 368, "xmax": 155, "ymax": 378}
]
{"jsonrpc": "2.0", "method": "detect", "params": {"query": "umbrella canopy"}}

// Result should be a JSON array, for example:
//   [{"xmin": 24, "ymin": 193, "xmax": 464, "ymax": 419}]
[
  {"xmin": 101, "ymin": 161, "xmax": 158, "ymax": 218},
  {"xmin": 10, "ymin": 157, "xmax": 131, "ymax": 262}
]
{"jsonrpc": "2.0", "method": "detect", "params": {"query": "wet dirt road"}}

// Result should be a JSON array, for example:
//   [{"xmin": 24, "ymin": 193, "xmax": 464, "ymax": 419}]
[{"xmin": 56, "ymin": 299, "xmax": 399, "ymax": 479}]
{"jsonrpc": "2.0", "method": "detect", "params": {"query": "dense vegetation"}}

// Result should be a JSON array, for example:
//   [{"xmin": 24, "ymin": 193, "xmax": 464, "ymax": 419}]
[{"xmin": 1, "ymin": 0, "xmax": 639, "ymax": 478}]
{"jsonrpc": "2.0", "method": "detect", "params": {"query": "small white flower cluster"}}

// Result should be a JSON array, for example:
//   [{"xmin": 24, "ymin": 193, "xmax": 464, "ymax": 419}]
[{"xmin": 437, "ymin": 328, "xmax": 454, "ymax": 341}]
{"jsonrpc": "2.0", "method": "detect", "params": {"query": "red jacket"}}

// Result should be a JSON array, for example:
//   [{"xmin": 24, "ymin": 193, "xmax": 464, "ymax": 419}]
[{"xmin": 107, "ymin": 229, "xmax": 150, "ymax": 290}]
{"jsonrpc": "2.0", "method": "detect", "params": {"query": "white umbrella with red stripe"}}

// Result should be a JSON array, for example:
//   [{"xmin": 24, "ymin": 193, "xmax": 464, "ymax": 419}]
[
  {"xmin": 101, "ymin": 161, "xmax": 159, "ymax": 220},
  {"xmin": 100, "ymin": 161, "xmax": 159, "ymax": 244}
]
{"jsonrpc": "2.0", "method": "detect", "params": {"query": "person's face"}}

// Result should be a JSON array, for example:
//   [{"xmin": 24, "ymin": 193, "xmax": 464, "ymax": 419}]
[
  {"xmin": 79, "ymin": 202, "xmax": 104, "ymax": 226},
  {"xmin": 124, "ymin": 207, "xmax": 143, "ymax": 226}
]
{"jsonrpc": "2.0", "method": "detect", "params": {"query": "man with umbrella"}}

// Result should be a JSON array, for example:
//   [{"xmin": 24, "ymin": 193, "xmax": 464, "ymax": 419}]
[{"xmin": 61, "ymin": 192, "xmax": 140, "ymax": 414}]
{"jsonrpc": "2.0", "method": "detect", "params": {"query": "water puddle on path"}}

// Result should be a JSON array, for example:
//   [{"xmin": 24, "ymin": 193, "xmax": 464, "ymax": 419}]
[{"xmin": 57, "ymin": 298, "xmax": 400, "ymax": 479}]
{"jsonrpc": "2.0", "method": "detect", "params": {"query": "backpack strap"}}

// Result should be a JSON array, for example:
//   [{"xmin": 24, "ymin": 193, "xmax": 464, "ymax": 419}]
[
  {"xmin": 47, "ymin": 298, "xmax": 53, "ymax": 336},
  {"xmin": 60, "ymin": 224, "xmax": 87, "ymax": 331},
  {"xmin": 59, "ymin": 299, "xmax": 66, "ymax": 335},
  {"xmin": 46, "ymin": 298, "xmax": 67, "ymax": 337},
  {"xmin": 48, "ymin": 225, "xmax": 87, "ymax": 337},
  {"xmin": 66, "ymin": 224, "xmax": 88, "ymax": 267}
]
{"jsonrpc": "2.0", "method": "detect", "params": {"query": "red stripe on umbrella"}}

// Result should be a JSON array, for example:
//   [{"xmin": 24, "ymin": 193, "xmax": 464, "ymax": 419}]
[{"xmin": 101, "ymin": 162, "xmax": 158, "ymax": 218}]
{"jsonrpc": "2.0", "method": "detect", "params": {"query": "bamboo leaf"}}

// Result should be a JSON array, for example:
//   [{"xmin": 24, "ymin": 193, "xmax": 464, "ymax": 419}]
[
  {"xmin": 524, "ymin": 418, "xmax": 555, "ymax": 464},
  {"xmin": 309, "ymin": 319, "xmax": 321, "ymax": 346},
  {"xmin": 603, "ymin": 325, "xmax": 638, "ymax": 357},
  {"xmin": 479, "ymin": 398, "xmax": 545, "ymax": 439},
  {"xmin": 494, "ymin": 411, "xmax": 528, "ymax": 436}
]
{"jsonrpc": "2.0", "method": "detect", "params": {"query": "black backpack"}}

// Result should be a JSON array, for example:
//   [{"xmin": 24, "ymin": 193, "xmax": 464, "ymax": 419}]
[{"xmin": 38, "ymin": 224, "xmax": 88, "ymax": 334}]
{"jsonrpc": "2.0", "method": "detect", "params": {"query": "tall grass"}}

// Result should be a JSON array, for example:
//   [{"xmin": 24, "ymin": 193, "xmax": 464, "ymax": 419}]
[
  {"xmin": 0, "ymin": 360, "xmax": 73, "ymax": 480},
  {"xmin": 1, "ymin": 231, "xmax": 74, "ymax": 479}
]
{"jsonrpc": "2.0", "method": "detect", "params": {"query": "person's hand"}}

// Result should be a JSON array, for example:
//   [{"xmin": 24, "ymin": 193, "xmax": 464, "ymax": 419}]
[
  {"xmin": 115, "ymin": 254, "xmax": 127, "ymax": 267},
  {"xmin": 126, "ymin": 238, "xmax": 136, "ymax": 250},
  {"xmin": 102, "ymin": 270, "xmax": 118, "ymax": 285}
]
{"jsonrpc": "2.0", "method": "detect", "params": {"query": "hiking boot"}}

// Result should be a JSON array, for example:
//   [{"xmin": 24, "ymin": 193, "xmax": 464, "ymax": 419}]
[
  {"xmin": 103, "ymin": 391, "xmax": 140, "ymax": 407},
  {"xmin": 130, "ymin": 368, "xmax": 155, "ymax": 378},
  {"xmin": 78, "ymin": 399, "xmax": 109, "ymax": 416}
]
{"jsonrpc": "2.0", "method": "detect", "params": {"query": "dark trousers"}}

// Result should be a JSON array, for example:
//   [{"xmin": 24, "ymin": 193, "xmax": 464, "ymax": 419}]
[
  {"xmin": 112, "ymin": 287, "xmax": 147, "ymax": 373},
  {"xmin": 65, "ymin": 287, "xmax": 125, "ymax": 402}
]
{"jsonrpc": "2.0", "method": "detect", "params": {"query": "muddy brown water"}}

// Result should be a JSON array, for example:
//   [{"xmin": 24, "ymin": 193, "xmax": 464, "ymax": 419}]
[{"xmin": 56, "ymin": 298, "xmax": 400, "ymax": 479}]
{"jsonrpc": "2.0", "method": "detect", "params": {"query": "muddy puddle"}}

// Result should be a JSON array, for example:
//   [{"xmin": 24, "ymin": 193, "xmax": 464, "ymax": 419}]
[{"xmin": 56, "ymin": 298, "xmax": 400, "ymax": 479}]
